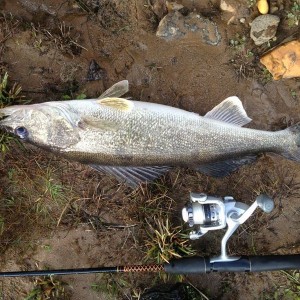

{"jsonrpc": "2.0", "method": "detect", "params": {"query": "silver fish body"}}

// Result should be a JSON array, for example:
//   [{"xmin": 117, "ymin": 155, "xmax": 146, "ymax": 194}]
[
  {"xmin": 0, "ymin": 81, "xmax": 299, "ymax": 186},
  {"xmin": 58, "ymin": 100, "xmax": 291, "ymax": 166}
]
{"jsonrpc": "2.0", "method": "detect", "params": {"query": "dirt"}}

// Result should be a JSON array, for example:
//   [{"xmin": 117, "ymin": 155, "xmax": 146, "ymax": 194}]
[{"xmin": 0, "ymin": 0, "xmax": 299, "ymax": 299}]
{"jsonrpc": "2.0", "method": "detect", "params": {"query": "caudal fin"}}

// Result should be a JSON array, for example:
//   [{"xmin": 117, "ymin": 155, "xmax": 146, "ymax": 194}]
[{"xmin": 281, "ymin": 124, "xmax": 300, "ymax": 161}]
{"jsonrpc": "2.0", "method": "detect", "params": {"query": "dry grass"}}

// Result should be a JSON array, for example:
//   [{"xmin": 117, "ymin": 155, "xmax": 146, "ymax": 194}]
[
  {"xmin": 24, "ymin": 276, "xmax": 71, "ymax": 300},
  {"xmin": 30, "ymin": 21, "xmax": 86, "ymax": 57},
  {"xmin": 75, "ymin": 0, "xmax": 130, "ymax": 33},
  {"xmin": 144, "ymin": 216, "xmax": 195, "ymax": 264},
  {"xmin": 0, "ymin": 12, "xmax": 21, "ymax": 45}
]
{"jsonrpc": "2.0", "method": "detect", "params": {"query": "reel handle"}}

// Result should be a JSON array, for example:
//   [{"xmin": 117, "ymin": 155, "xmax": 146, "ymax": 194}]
[{"xmin": 256, "ymin": 194, "xmax": 274, "ymax": 213}]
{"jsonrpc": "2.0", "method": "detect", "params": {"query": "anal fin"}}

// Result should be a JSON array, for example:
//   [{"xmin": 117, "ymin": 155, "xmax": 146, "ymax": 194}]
[
  {"xmin": 196, "ymin": 155, "xmax": 257, "ymax": 177},
  {"xmin": 90, "ymin": 165, "xmax": 171, "ymax": 188}
]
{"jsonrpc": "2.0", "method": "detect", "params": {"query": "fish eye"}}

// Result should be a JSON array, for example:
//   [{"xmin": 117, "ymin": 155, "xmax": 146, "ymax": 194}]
[{"xmin": 15, "ymin": 126, "xmax": 29, "ymax": 139}]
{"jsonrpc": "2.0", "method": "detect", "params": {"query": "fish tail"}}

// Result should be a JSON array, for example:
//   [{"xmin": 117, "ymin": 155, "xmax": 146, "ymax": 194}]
[{"xmin": 281, "ymin": 124, "xmax": 300, "ymax": 161}]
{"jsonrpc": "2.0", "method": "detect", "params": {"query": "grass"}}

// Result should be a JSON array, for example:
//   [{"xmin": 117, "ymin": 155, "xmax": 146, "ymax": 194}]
[
  {"xmin": 74, "ymin": 0, "xmax": 97, "ymax": 14},
  {"xmin": 91, "ymin": 274, "xmax": 140, "ymax": 300},
  {"xmin": 258, "ymin": 67, "xmax": 273, "ymax": 85},
  {"xmin": 0, "ymin": 72, "xmax": 27, "ymax": 156},
  {"xmin": 228, "ymin": 34, "xmax": 259, "ymax": 81},
  {"xmin": 0, "ymin": 150, "xmax": 75, "ymax": 254},
  {"xmin": 144, "ymin": 216, "xmax": 195, "ymax": 264},
  {"xmin": 0, "ymin": 72, "xmax": 23, "ymax": 108},
  {"xmin": 0, "ymin": 12, "xmax": 21, "ymax": 46},
  {"xmin": 262, "ymin": 270, "xmax": 300, "ymax": 299},
  {"xmin": 247, "ymin": 0, "xmax": 257, "ymax": 7},
  {"xmin": 229, "ymin": 34, "xmax": 247, "ymax": 52},
  {"xmin": 279, "ymin": 271, "xmax": 300, "ymax": 299},
  {"xmin": 74, "ymin": 0, "xmax": 130, "ymax": 33},
  {"xmin": 30, "ymin": 21, "xmax": 86, "ymax": 57},
  {"xmin": 287, "ymin": 1, "xmax": 300, "ymax": 27},
  {"xmin": 62, "ymin": 91, "xmax": 87, "ymax": 100},
  {"xmin": 24, "ymin": 276, "xmax": 70, "ymax": 300}
]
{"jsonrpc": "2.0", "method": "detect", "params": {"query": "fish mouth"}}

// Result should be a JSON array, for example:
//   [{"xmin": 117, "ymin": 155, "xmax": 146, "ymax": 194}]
[
  {"xmin": 0, "ymin": 118, "xmax": 14, "ymax": 133},
  {"xmin": 0, "ymin": 108, "xmax": 16, "ymax": 133},
  {"xmin": 0, "ymin": 106, "xmax": 17, "ymax": 117},
  {"xmin": 0, "ymin": 106, "xmax": 27, "ymax": 133}
]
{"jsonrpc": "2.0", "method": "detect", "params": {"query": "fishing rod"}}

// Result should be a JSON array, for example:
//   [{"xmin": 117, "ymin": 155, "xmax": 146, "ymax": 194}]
[
  {"xmin": 1, "ymin": 193, "xmax": 299, "ymax": 277},
  {"xmin": 0, "ymin": 254, "xmax": 299, "ymax": 277}
]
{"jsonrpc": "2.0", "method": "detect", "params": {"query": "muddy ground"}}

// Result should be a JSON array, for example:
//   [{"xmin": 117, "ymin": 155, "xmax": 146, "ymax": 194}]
[{"xmin": 0, "ymin": 0, "xmax": 299, "ymax": 299}]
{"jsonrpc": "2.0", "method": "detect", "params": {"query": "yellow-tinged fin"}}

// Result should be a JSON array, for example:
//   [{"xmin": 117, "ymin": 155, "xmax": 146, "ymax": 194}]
[{"xmin": 97, "ymin": 97, "xmax": 134, "ymax": 112}]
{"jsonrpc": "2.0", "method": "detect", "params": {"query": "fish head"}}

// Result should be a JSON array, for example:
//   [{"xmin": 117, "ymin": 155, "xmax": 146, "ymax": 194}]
[{"xmin": 0, "ymin": 104, "xmax": 80, "ymax": 151}]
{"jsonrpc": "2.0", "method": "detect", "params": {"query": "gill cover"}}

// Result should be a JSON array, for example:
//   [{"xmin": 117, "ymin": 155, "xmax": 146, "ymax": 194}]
[{"xmin": 37, "ymin": 106, "xmax": 81, "ymax": 149}]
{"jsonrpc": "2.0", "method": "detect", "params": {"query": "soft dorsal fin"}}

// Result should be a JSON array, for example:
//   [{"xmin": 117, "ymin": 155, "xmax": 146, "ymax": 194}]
[
  {"xmin": 97, "ymin": 97, "xmax": 134, "ymax": 111},
  {"xmin": 204, "ymin": 96, "xmax": 252, "ymax": 126},
  {"xmin": 98, "ymin": 80, "xmax": 129, "ymax": 99}
]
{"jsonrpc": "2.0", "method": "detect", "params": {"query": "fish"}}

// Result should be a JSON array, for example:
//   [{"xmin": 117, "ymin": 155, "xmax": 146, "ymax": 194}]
[{"xmin": 0, "ymin": 80, "xmax": 299, "ymax": 187}]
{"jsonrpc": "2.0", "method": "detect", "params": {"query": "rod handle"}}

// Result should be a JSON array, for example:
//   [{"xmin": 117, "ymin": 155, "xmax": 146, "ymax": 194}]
[{"xmin": 164, "ymin": 255, "xmax": 300, "ymax": 274}]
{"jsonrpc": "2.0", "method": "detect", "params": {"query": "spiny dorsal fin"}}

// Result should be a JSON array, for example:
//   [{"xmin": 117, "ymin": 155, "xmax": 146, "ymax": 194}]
[
  {"xmin": 204, "ymin": 96, "xmax": 252, "ymax": 126},
  {"xmin": 98, "ymin": 80, "xmax": 129, "ymax": 99},
  {"xmin": 97, "ymin": 97, "xmax": 134, "ymax": 111}
]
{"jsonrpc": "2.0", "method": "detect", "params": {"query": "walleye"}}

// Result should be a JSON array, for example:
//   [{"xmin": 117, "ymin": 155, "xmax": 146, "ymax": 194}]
[{"xmin": 0, "ymin": 80, "xmax": 299, "ymax": 187}]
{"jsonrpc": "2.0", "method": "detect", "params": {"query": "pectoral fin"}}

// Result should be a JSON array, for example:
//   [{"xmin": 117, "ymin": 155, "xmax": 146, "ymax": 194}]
[
  {"xmin": 204, "ymin": 96, "xmax": 252, "ymax": 126},
  {"xmin": 80, "ymin": 116, "xmax": 120, "ymax": 131},
  {"xmin": 89, "ymin": 165, "xmax": 171, "ymax": 187},
  {"xmin": 196, "ymin": 155, "xmax": 257, "ymax": 177},
  {"xmin": 98, "ymin": 80, "xmax": 129, "ymax": 99}
]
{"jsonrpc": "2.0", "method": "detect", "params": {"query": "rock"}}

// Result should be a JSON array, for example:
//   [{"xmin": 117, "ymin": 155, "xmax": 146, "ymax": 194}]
[
  {"xmin": 250, "ymin": 14, "xmax": 280, "ymax": 46},
  {"xmin": 156, "ymin": 11, "xmax": 221, "ymax": 45},
  {"xmin": 260, "ymin": 40, "xmax": 300, "ymax": 80},
  {"xmin": 87, "ymin": 60, "xmax": 106, "ymax": 81},
  {"xmin": 220, "ymin": 0, "xmax": 235, "ymax": 13},
  {"xmin": 150, "ymin": 0, "xmax": 168, "ymax": 21},
  {"xmin": 166, "ymin": 1, "xmax": 184, "ymax": 12},
  {"xmin": 19, "ymin": 0, "xmax": 56, "ymax": 15},
  {"xmin": 156, "ymin": 11, "xmax": 185, "ymax": 40}
]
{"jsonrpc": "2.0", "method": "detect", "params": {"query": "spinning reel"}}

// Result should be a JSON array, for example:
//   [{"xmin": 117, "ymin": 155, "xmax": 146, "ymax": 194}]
[{"xmin": 182, "ymin": 192, "xmax": 275, "ymax": 262}]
